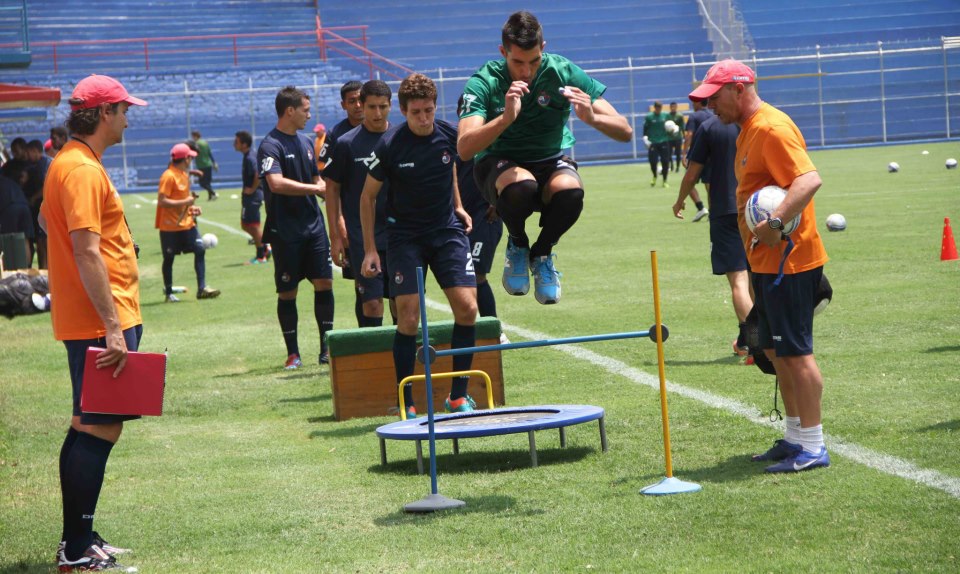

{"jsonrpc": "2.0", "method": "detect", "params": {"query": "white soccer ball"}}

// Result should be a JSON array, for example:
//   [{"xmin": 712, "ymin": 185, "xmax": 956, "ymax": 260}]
[
  {"xmin": 745, "ymin": 185, "xmax": 801, "ymax": 235},
  {"xmin": 201, "ymin": 233, "xmax": 218, "ymax": 249},
  {"xmin": 664, "ymin": 120, "xmax": 679, "ymax": 135},
  {"xmin": 825, "ymin": 213, "xmax": 847, "ymax": 232},
  {"xmin": 946, "ymin": 158, "xmax": 958, "ymax": 169},
  {"xmin": 922, "ymin": 150, "xmax": 929, "ymax": 155},
  {"xmin": 887, "ymin": 162, "xmax": 900, "ymax": 173}
]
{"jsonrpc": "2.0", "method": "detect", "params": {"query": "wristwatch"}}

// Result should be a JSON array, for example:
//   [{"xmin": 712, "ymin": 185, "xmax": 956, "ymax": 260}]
[{"xmin": 767, "ymin": 217, "xmax": 783, "ymax": 230}]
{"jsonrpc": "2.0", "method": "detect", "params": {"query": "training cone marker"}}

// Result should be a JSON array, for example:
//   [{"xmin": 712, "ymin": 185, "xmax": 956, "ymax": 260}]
[{"xmin": 941, "ymin": 218, "xmax": 958, "ymax": 261}]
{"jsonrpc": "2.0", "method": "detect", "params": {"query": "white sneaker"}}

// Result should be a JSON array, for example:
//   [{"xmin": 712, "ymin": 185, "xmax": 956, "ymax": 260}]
[{"xmin": 692, "ymin": 207, "xmax": 709, "ymax": 222}]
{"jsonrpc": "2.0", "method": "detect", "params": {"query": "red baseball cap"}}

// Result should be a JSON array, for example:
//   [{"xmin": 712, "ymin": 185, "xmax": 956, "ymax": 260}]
[
  {"xmin": 688, "ymin": 60, "xmax": 756, "ymax": 102},
  {"xmin": 43, "ymin": 139, "xmax": 52, "ymax": 150},
  {"xmin": 170, "ymin": 142, "xmax": 198, "ymax": 160},
  {"xmin": 313, "ymin": 123, "xmax": 326, "ymax": 134},
  {"xmin": 70, "ymin": 74, "xmax": 148, "ymax": 111}
]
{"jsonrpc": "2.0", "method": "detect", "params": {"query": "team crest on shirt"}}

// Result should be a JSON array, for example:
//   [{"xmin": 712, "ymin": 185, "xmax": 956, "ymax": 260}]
[
  {"xmin": 536, "ymin": 91, "xmax": 551, "ymax": 106},
  {"xmin": 496, "ymin": 160, "xmax": 509, "ymax": 170},
  {"xmin": 441, "ymin": 151, "xmax": 451, "ymax": 165},
  {"xmin": 394, "ymin": 272, "xmax": 404, "ymax": 285},
  {"xmin": 358, "ymin": 285, "xmax": 366, "ymax": 295},
  {"xmin": 307, "ymin": 148, "xmax": 314, "ymax": 161},
  {"xmin": 281, "ymin": 272, "xmax": 291, "ymax": 283}
]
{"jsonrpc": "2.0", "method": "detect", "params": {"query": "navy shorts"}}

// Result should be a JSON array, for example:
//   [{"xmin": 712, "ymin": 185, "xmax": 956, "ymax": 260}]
[
  {"xmin": 387, "ymin": 228, "xmax": 476, "ymax": 297},
  {"xmin": 752, "ymin": 266, "xmax": 823, "ymax": 357},
  {"xmin": 348, "ymin": 245, "xmax": 390, "ymax": 303},
  {"xmin": 65, "ymin": 324, "xmax": 143, "ymax": 424},
  {"xmin": 475, "ymin": 154, "xmax": 581, "ymax": 207},
  {"xmin": 160, "ymin": 227, "xmax": 200, "ymax": 256},
  {"xmin": 271, "ymin": 233, "xmax": 333, "ymax": 293},
  {"xmin": 241, "ymin": 190, "xmax": 263, "ymax": 224},
  {"xmin": 710, "ymin": 214, "xmax": 748, "ymax": 275},
  {"xmin": 467, "ymin": 209, "xmax": 504, "ymax": 276}
]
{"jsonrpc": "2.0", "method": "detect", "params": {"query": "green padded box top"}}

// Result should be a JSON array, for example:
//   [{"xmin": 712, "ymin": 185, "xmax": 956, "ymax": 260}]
[{"xmin": 326, "ymin": 317, "xmax": 502, "ymax": 358}]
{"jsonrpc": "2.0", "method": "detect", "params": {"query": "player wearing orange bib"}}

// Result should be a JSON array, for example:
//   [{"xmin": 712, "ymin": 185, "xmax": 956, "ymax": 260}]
[{"xmin": 690, "ymin": 60, "xmax": 830, "ymax": 474}]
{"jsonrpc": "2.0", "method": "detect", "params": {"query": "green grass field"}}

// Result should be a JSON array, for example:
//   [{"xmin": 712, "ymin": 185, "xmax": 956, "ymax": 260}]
[{"xmin": 2, "ymin": 141, "xmax": 958, "ymax": 573}]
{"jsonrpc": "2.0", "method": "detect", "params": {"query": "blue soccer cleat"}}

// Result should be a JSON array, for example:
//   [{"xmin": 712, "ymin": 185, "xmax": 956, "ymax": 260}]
[
  {"xmin": 502, "ymin": 238, "xmax": 530, "ymax": 296},
  {"xmin": 765, "ymin": 446, "xmax": 830, "ymax": 473},
  {"xmin": 445, "ymin": 394, "xmax": 476, "ymax": 413},
  {"xmin": 751, "ymin": 439, "xmax": 802, "ymax": 462},
  {"xmin": 531, "ymin": 254, "xmax": 562, "ymax": 305}
]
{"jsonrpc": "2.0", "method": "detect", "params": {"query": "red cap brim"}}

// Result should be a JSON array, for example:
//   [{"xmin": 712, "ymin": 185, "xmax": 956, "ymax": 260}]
[
  {"xmin": 688, "ymin": 82, "xmax": 722, "ymax": 102},
  {"xmin": 125, "ymin": 95, "xmax": 148, "ymax": 107}
]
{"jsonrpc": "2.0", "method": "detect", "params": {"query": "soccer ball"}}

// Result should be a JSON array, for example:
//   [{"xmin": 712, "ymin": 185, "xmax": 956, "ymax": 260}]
[
  {"xmin": 745, "ymin": 185, "xmax": 801, "ymax": 235},
  {"xmin": 201, "ymin": 233, "xmax": 218, "ymax": 249},
  {"xmin": 946, "ymin": 158, "xmax": 958, "ymax": 169},
  {"xmin": 664, "ymin": 120, "xmax": 679, "ymax": 135},
  {"xmin": 825, "ymin": 213, "xmax": 847, "ymax": 232},
  {"xmin": 887, "ymin": 162, "xmax": 900, "ymax": 172}
]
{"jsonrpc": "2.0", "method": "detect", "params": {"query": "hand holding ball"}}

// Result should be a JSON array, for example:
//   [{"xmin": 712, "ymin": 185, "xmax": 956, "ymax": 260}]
[{"xmin": 745, "ymin": 186, "xmax": 800, "ymax": 235}]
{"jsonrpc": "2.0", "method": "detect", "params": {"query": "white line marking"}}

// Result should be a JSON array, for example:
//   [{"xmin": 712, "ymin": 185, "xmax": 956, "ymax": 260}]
[{"xmin": 130, "ymin": 194, "xmax": 250, "ymax": 238}]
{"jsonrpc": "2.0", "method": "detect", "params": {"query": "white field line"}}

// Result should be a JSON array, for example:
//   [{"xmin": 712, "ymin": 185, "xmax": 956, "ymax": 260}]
[{"xmin": 130, "ymin": 194, "xmax": 250, "ymax": 237}]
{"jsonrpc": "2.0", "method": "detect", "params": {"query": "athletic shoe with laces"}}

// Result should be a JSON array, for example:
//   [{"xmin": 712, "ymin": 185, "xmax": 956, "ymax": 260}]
[
  {"xmin": 445, "ymin": 394, "xmax": 476, "ymax": 413},
  {"xmin": 318, "ymin": 351, "xmax": 329, "ymax": 365},
  {"xmin": 502, "ymin": 238, "xmax": 530, "ymax": 296},
  {"xmin": 751, "ymin": 439, "xmax": 802, "ymax": 462},
  {"xmin": 57, "ymin": 544, "xmax": 136, "ymax": 572},
  {"xmin": 692, "ymin": 207, "xmax": 709, "ymax": 222},
  {"xmin": 649, "ymin": 177, "xmax": 657, "ymax": 187},
  {"xmin": 197, "ymin": 286, "xmax": 221, "ymax": 299},
  {"xmin": 245, "ymin": 256, "xmax": 268, "ymax": 265},
  {"xmin": 404, "ymin": 406, "xmax": 417, "ymax": 419},
  {"xmin": 284, "ymin": 354, "xmax": 302, "ymax": 370},
  {"xmin": 765, "ymin": 446, "xmax": 830, "ymax": 473},
  {"xmin": 661, "ymin": 180, "xmax": 669, "ymax": 188},
  {"xmin": 732, "ymin": 339, "xmax": 749, "ymax": 357},
  {"xmin": 164, "ymin": 294, "xmax": 180, "ymax": 303},
  {"xmin": 92, "ymin": 532, "xmax": 131, "ymax": 556},
  {"xmin": 531, "ymin": 254, "xmax": 562, "ymax": 305}
]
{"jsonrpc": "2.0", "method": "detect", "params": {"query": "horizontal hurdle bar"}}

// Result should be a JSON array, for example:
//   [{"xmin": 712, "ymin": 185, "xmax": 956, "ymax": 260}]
[{"xmin": 429, "ymin": 329, "xmax": 660, "ymax": 360}]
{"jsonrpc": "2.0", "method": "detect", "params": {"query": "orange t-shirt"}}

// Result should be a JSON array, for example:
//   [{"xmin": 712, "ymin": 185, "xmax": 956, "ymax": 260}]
[
  {"xmin": 314, "ymin": 132, "xmax": 327, "ymax": 171},
  {"xmin": 40, "ymin": 140, "xmax": 141, "ymax": 340},
  {"xmin": 154, "ymin": 166, "xmax": 194, "ymax": 231},
  {"xmin": 735, "ymin": 102, "xmax": 828, "ymax": 274}
]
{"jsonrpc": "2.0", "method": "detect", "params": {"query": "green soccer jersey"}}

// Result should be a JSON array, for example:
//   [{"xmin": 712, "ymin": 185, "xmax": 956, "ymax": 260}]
[
  {"xmin": 643, "ymin": 112, "xmax": 670, "ymax": 144},
  {"xmin": 194, "ymin": 138, "xmax": 214, "ymax": 169},
  {"xmin": 460, "ymin": 52, "xmax": 607, "ymax": 163},
  {"xmin": 667, "ymin": 111, "xmax": 685, "ymax": 141}
]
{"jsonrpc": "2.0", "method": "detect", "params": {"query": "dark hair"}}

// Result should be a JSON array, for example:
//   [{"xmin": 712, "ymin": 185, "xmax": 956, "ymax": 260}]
[
  {"xmin": 275, "ymin": 85, "xmax": 309, "ymax": 118},
  {"xmin": 50, "ymin": 126, "xmax": 67, "ymax": 141},
  {"xmin": 66, "ymin": 103, "xmax": 118, "ymax": 136},
  {"xmin": 10, "ymin": 137, "xmax": 26, "ymax": 150},
  {"xmin": 234, "ymin": 130, "xmax": 252, "ymax": 147},
  {"xmin": 360, "ymin": 80, "xmax": 391, "ymax": 103},
  {"xmin": 191, "ymin": 130, "xmax": 201, "ymax": 139},
  {"xmin": 653, "ymin": 101, "xmax": 662, "ymax": 108},
  {"xmin": 27, "ymin": 139, "xmax": 43, "ymax": 153},
  {"xmin": 502, "ymin": 11, "xmax": 543, "ymax": 51},
  {"xmin": 398, "ymin": 73, "xmax": 437, "ymax": 108},
  {"xmin": 340, "ymin": 80, "xmax": 363, "ymax": 102},
  {"xmin": 184, "ymin": 139, "xmax": 198, "ymax": 152},
  {"xmin": 669, "ymin": 101, "xmax": 677, "ymax": 106}
]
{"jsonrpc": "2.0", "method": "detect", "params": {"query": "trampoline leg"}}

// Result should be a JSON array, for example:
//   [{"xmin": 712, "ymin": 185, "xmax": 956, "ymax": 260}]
[
  {"xmin": 379, "ymin": 438, "xmax": 387, "ymax": 466},
  {"xmin": 528, "ymin": 431, "xmax": 538, "ymax": 468},
  {"xmin": 415, "ymin": 440, "xmax": 424, "ymax": 475},
  {"xmin": 453, "ymin": 438, "xmax": 460, "ymax": 455},
  {"xmin": 559, "ymin": 427, "xmax": 567, "ymax": 448},
  {"xmin": 599, "ymin": 416, "xmax": 608, "ymax": 452}
]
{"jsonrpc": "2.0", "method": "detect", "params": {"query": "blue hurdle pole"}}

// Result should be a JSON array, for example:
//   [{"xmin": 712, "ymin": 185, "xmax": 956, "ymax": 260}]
[{"xmin": 434, "ymin": 330, "xmax": 653, "ymax": 359}]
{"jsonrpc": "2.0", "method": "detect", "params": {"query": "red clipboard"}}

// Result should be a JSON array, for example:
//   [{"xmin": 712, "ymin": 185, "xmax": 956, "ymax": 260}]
[{"xmin": 80, "ymin": 348, "xmax": 167, "ymax": 416}]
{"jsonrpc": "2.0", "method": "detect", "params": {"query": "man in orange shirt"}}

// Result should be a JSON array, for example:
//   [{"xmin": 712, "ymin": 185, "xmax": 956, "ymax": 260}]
[
  {"xmin": 39, "ymin": 74, "xmax": 145, "ymax": 572},
  {"xmin": 155, "ymin": 142, "xmax": 220, "ymax": 302},
  {"xmin": 690, "ymin": 60, "xmax": 830, "ymax": 473}
]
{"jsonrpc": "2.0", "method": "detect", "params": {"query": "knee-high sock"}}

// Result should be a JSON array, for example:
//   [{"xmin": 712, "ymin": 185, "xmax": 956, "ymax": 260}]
[
  {"xmin": 476, "ymin": 279, "xmax": 497, "ymax": 318},
  {"xmin": 314, "ymin": 290, "xmax": 334, "ymax": 354},
  {"xmin": 449, "ymin": 322, "xmax": 476, "ymax": 400},
  {"xmin": 59, "ymin": 427, "xmax": 79, "ymax": 541},
  {"xmin": 496, "ymin": 180, "xmax": 539, "ymax": 248},
  {"xmin": 530, "ymin": 188, "xmax": 584, "ymax": 259},
  {"xmin": 278, "ymin": 298, "xmax": 298, "ymax": 356},
  {"xmin": 193, "ymin": 245, "xmax": 206, "ymax": 290},
  {"xmin": 393, "ymin": 331, "xmax": 417, "ymax": 408},
  {"xmin": 161, "ymin": 253, "xmax": 175, "ymax": 296},
  {"xmin": 354, "ymin": 287, "xmax": 364, "ymax": 327},
  {"xmin": 63, "ymin": 432, "xmax": 114, "ymax": 561}
]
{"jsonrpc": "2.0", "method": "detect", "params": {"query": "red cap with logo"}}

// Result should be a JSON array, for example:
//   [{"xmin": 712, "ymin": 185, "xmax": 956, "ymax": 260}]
[
  {"xmin": 70, "ymin": 74, "xmax": 148, "ymax": 111},
  {"xmin": 313, "ymin": 123, "xmax": 326, "ymax": 134},
  {"xmin": 688, "ymin": 60, "xmax": 756, "ymax": 102},
  {"xmin": 170, "ymin": 143, "xmax": 198, "ymax": 160}
]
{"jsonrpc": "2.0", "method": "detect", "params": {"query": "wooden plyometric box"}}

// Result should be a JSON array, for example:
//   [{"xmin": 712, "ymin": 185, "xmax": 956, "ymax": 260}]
[{"xmin": 327, "ymin": 317, "xmax": 504, "ymax": 421}]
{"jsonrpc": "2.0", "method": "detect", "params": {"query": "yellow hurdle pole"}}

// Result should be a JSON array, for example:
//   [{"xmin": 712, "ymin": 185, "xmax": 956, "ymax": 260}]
[
  {"xmin": 650, "ymin": 250, "xmax": 674, "ymax": 479},
  {"xmin": 398, "ymin": 370, "xmax": 495, "ymax": 421}
]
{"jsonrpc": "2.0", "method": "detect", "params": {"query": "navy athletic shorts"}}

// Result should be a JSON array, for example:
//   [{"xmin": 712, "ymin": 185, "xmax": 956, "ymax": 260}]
[
  {"xmin": 65, "ymin": 324, "xmax": 144, "ymax": 424},
  {"xmin": 241, "ymin": 189, "xmax": 263, "ymax": 224},
  {"xmin": 752, "ymin": 266, "xmax": 824, "ymax": 357},
  {"xmin": 710, "ymin": 214, "xmax": 748, "ymax": 275},
  {"xmin": 474, "ymin": 154, "xmax": 581, "ymax": 207},
  {"xmin": 348, "ymin": 246, "xmax": 390, "ymax": 303},
  {"xmin": 271, "ymin": 233, "xmax": 333, "ymax": 293},
  {"xmin": 160, "ymin": 227, "xmax": 201, "ymax": 256},
  {"xmin": 387, "ymin": 228, "xmax": 476, "ymax": 297},
  {"xmin": 467, "ymin": 208, "xmax": 504, "ymax": 276}
]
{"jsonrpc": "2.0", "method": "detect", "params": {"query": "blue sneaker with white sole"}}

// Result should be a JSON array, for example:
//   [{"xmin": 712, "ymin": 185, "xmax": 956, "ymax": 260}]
[
  {"xmin": 531, "ymin": 254, "xmax": 562, "ymax": 305},
  {"xmin": 502, "ymin": 238, "xmax": 530, "ymax": 296},
  {"xmin": 751, "ymin": 439, "xmax": 802, "ymax": 462},
  {"xmin": 765, "ymin": 446, "xmax": 830, "ymax": 473}
]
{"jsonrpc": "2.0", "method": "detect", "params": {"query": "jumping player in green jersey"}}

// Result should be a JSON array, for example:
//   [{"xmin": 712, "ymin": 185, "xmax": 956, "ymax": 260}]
[{"xmin": 457, "ymin": 10, "xmax": 632, "ymax": 305}]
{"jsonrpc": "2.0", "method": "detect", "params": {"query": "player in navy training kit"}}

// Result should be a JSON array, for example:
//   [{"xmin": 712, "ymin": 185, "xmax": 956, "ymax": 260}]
[
  {"xmin": 234, "ymin": 130, "xmax": 267, "ymax": 264},
  {"xmin": 257, "ymin": 86, "xmax": 334, "ymax": 370},
  {"xmin": 360, "ymin": 73, "xmax": 479, "ymax": 419},
  {"xmin": 324, "ymin": 80, "xmax": 395, "ymax": 327}
]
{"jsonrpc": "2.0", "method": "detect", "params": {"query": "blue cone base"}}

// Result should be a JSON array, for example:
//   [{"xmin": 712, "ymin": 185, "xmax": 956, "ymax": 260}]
[
  {"xmin": 640, "ymin": 476, "xmax": 702, "ymax": 496},
  {"xmin": 404, "ymin": 493, "xmax": 467, "ymax": 513}
]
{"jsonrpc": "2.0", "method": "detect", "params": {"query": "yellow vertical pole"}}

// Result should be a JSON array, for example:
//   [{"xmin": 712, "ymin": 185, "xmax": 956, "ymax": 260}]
[{"xmin": 650, "ymin": 250, "xmax": 674, "ymax": 478}]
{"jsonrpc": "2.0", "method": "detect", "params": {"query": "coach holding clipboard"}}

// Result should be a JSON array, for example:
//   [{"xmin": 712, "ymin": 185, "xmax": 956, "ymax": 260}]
[{"xmin": 39, "ymin": 74, "xmax": 146, "ymax": 572}]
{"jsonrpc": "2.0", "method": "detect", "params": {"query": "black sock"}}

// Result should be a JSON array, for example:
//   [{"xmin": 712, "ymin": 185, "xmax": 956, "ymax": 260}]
[
  {"xmin": 694, "ymin": 201, "xmax": 705, "ymax": 211},
  {"xmin": 496, "ymin": 180, "xmax": 539, "ymax": 248},
  {"xmin": 394, "ymin": 331, "xmax": 417, "ymax": 408},
  {"xmin": 59, "ymin": 427, "xmax": 80, "ymax": 541},
  {"xmin": 63, "ymin": 432, "xmax": 114, "ymax": 561},
  {"xmin": 449, "ymin": 322, "xmax": 475, "ymax": 400},
  {"xmin": 530, "ymin": 188, "xmax": 584, "ymax": 259},
  {"xmin": 194, "ymin": 246, "xmax": 206, "ymax": 290},
  {"xmin": 353, "ymin": 288, "xmax": 363, "ymax": 327},
  {"xmin": 476, "ymin": 280, "xmax": 497, "ymax": 317},
  {"xmin": 161, "ymin": 253, "xmax": 174, "ymax": 296},
  {"xmin": 737, "ymin": 321, "xmax": 748, "ymax": 349},
  {"xmin": 315, "ymin": 290, "xmax": 334, "ymax": 355},
  {"xmin": 278, "ymin": 298, "xmax": 299, "ymax": 356},
  {"xmin": 360, "ymin": 315, "xmax": 383, "ymax": 328},
  {"xmin": 255, "ymin": 244, "xmax": 265, "ymax": 259}
]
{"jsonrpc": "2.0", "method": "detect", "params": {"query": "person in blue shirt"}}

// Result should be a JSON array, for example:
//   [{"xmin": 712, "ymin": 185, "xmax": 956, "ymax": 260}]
[
  {"xmin": 257, "ymin": 86, "xmax": 334, "ymax": 370},
  {"xmin": 234, "ymin": 130, "xmax": 267, "ymax": 264},
  {"xmin": 359, "ymin": 73, "xmax": 478, "ymax": 419}
]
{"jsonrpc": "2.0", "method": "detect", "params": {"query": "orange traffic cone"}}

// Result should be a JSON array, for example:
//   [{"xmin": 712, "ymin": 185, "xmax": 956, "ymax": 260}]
[{"xmin": 942, "ymin": 217, "xmax": 959, "ymax": 261}]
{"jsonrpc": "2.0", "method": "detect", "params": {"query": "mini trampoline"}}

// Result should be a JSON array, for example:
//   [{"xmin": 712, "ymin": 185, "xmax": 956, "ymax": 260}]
[{"xmin": 376, "ymin": 405, "xmax": 606, "ymax": 473}]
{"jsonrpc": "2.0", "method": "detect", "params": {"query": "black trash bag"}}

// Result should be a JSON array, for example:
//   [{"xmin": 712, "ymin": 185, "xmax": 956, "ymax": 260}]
[{"xmin": 0, "ymin": 272, "xmax": 49, "ymax": 318}]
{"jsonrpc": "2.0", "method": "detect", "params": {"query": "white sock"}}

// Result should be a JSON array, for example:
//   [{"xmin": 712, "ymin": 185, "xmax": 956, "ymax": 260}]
[
  {"xmin": 798, "ymin": 425, "xmax": 824, "ymax": 454},
  {"xmin": 784, "ymin": 416, "xmax": 801, "ymax": 445}
]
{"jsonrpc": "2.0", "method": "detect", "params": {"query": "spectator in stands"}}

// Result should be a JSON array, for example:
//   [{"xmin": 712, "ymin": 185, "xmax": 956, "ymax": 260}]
[
  {"xmin": 190, "ymin": 130, "xmax": 218, "ymax": 201},
  {"xmin": 458, "ymin": 11, "xmax": 633, "ymax": 305},
  {"xmin": 50, "ymin": 126, "xmax": 68, "ymax": 155},
  {"xmin": 0, "ymin": 172, "xmax": 34, "ymax": 265},
  {"xmin": 667, "ymin": 102, "xmax": 685, "ymax": 172},
  {"xmin": 257, "ymin": 86, "xmax": 334, "ymax": 370},
  {"xmin": 643, "ymin": 101, "xmax": 671, "ymax": 188},
  {"xmin": 24, "ymin": 139, "xmax": 52, "ymax": 268},
  {"xmin": 234, "ymin": 130, "xmax": 267, "ymax": 264},
  {"xmin": 313, "ymin": 123, "xmax": 327, "ymax": 171},
  {"xmin": 690, "ymin": 59, "xmax": 830, "ymax": 473}
]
